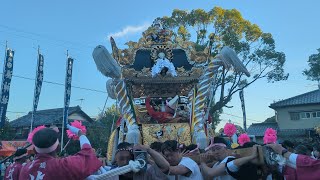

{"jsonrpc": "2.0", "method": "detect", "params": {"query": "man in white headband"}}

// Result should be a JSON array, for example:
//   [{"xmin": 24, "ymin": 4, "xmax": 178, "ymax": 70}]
[
  {"xmin": 4, "ymin": 148, "xmax": 28, "ymax": 180},
  {"xmin": 200, "ymin": 137, "xmax": 259, "ymax": 180},
  {"xmin": 161, "ymin": 140, "xmax": 203, "ymax": 180},
  {"xmin": 201, "ymin": 137, "xmax": 235, "ymax": 180},
  {"xmin": 19, "ymin": 125, "xmax": 101, "ymax": 180}
]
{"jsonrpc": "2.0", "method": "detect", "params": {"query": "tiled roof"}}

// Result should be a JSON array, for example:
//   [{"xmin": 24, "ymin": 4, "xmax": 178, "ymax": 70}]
[
  {"xmin": 247, "ymin": 122, "xmax": 279, "ymax": 136},
  {"xmin": 270, "ymin": 89, "xmax": 320, "ymax": 109},
  {"xmin": 278, "ymin": 128, "xmax": 311, "ymax": 137},
  {"xmin": 247, "ymin": 122, "xmax": 313, "ymax": 138},
  {"xmin": 9, "ymin": 106, "xmax": 93, "ymax": 128}
]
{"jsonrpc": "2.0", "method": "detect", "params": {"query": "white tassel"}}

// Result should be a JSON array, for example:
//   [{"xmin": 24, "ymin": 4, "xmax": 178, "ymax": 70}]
[
  {"xmin": 92, "ymin": 45, "xmax": 121, "ymax": 79},
  {"xmin": 126, "ymin": 124, "xmax": 140, "ymax": 145},
  {"xmin": 194, "ymin": 130, "xmax": 207, "ymax": 149},
  {"xmin": 106, "ymin": 79, "xmax": 116, "ymax": 99},
  {"xmin": 219, "ymin": 47, "xmax": 250, "ymax": 77}
]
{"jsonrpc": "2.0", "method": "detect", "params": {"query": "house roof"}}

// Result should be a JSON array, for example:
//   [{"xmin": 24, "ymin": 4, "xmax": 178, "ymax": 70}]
[
  {"xmin": 247, "ymin": 122, "xmax": 279, "ymax": 136},
  {"xmin": 9, "ymin": 106, "xmax": 93, "ymax": 128},
  {"xmin": 278, "ymin": 128, "xmax": 311, "ymax": 137},
  {"xmin": 269, "ymin": 89, "xmax": 320, "ymax": 109}
]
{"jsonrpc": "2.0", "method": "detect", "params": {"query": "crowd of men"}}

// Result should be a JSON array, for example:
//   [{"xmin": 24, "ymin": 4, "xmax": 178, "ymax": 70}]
[{"xmin": 1, "ymin": 125, "xmax": 320, "ymax": 180}]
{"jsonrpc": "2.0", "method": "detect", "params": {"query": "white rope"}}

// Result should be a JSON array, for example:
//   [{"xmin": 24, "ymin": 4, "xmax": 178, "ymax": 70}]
[{"xmin": 88, "ymin": 160, "xmax": 145, "ymax": 180}]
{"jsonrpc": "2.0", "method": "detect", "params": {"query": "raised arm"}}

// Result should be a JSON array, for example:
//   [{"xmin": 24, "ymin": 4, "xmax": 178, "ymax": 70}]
[
  {"xmin": 133, "ymin": 144, "xmax": 169, "ymax": 172},
  {"xmin": 232, "ymin": 146, "xmax": 258, "ymax": 167},
  {"xmin": 266, "ymin": 144, "xmax": 296, "ymax": 167},
  {"xmin": 200, "ymin": 161, "xmax": 226, "ymax": 178},
  {"xmin": 64, "ymin": 124, "xmax": 102, "ymax": 178},
  {"xmin": 67, "ymin": 124, "xmax": 91, "ymax": 149},
  {"xmin": 169, "ymin": 165, "xmax": 192, "ymax": 176},
  {"xmin": 147, "ymin": 147, "xmax": 170, "ymax": 172}
]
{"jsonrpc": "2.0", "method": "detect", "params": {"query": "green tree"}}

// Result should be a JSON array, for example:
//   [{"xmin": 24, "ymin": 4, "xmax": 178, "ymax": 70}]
[
  {"xmin": 263, "ymin": 116, "xmax": 276, "ymax": 123},
  {"xmin": 155, "ymin": 7, "xmax": 288, "ymax": 127},
  {"xmin": 171, "ymin": 9, "xmax": 189, "ymax": 27},
  {"xmin": 303, "ymin": 49, "xmax": 320, "ymax": 86},
  {"xmin": 86, "ymin": 105, "xmax": 119, "ymax": 156},
  {"xmin": 177, "ymin": 25, "xmax": 191, "ymax": 41},
  {"xmin": 211, "ymin": 108, "xmax": 223, "ymax": 130},
  {"xmin": 0, "ymin": 119, "xmax": 15, "ymax": 140},
  {"xmin": 188, "ymin": 9, "xmax": 211, "ymax": 45}
]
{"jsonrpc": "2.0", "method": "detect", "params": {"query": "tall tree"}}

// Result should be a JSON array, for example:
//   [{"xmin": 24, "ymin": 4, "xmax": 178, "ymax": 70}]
[
  {"xmin": 303, "ymin": 49, "xmax": 320, "ymax": 87},
  {"xmin": 188, "ymin": 9, "xmax": 211, "ymax": 46},
  {"xmin": 86, "ymin": 105, "xmax": 119, "ymax": 156},
  {"xmin": 156, "ymin": 7, "xmax": 288, "ymax": 127}
]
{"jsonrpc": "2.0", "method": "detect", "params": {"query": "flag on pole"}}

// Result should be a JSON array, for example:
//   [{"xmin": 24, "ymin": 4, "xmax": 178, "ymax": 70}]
[
  {"xmin": 30, "ymin": 53, "xmax": 44, "ymax": 130},
  {"xmin": 239, "ymin": 89, "xmax": 247, "ymax": 131},
  {"xmin": 63, "ymin": 57, "xmax": 73, "ymax": 128},
  {"xmin": 0, "ymin": 49, "xmax": 14, "ymax": 128},
  {"xmin": 61, "ymin": 56, "xmax": 73, "ymax": 152}
]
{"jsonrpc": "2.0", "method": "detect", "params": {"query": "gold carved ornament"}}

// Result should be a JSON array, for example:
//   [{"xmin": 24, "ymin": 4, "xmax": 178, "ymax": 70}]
[{"xmin": 151, "ymin": 45, "xmax": 173, "ymax": 62}]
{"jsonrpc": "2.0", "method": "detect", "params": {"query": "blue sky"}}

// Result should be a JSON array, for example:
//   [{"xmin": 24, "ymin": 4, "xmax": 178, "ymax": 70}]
[{"xmin": 0, "ymin": 0, "xmax": 319, "ymax": 130}]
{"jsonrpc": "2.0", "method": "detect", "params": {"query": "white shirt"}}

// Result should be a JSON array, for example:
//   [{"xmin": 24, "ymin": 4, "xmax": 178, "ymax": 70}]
[
  {"xmin": 168, "ymin": 157, "xmax": 203, "ymax": 180},
  {"xmin": 288, "ymin": 153, "xmax": 298, "ymax": 169},
  {"xmin": 213, "ymin": 156, "xmax": 235, "ymax": 180}
]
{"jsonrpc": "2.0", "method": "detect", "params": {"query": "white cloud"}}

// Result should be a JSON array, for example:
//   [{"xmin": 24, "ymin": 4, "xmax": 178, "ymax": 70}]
[{"xmin": 107, "ymin": 23, "xmax": 151, "ymax": 39}]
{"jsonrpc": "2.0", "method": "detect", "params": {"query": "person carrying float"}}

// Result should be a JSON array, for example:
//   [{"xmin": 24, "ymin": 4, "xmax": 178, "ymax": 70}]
[{"xmin": 19, "ymin": 124, "xmax": 101, "ymax": 180}]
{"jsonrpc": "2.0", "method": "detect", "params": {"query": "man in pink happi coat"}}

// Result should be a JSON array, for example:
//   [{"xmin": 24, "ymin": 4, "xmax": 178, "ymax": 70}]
[
  {"xmin": 4, "ymin": 148, "xmax": 28, "ymax": 180},
  {"xmin": 19, "ymin": 125, "xmax": 101, "ymax": 180},
  {"xmin": 267, "ymin": 143, "xmax": 320, "ymax": 180}
]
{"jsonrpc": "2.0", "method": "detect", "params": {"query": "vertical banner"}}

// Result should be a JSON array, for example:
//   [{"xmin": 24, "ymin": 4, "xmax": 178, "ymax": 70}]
[
  {"xmin": 239, "ymin": 89, "xmax": 247, "ymax": 131},
  {"xmin": 0, "ymin": 49, "xmax": 14, "ymax": 128},
  {"xmin": 63, "ymin": 57, "xmax": 73, "ymax": 128},
  {"xmin": 30, "ymin": 53, "xmax": 44, "ymax": 130},
  {"xmin": 61, "ymin": 57, "xmax": 73, "ymax": 152}
]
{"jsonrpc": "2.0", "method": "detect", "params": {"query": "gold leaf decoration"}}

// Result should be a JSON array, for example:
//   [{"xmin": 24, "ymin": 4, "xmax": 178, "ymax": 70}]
[
  {"xmin": 141, "ymin": 123, "xmax": 192, "ymax": 145},
  {"xmin": 122, "ymin": 68, "xmax": 137, "ymax": 78},
  {"xmin": 107, "ymin": 129, "xmax": 117, "ymax": 162}
]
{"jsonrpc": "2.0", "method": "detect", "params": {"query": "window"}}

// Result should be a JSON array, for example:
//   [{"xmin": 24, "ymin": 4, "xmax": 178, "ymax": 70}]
[
  {"xmin": 312, "ymin": 112, "xmax": 317, "ymax": 118},
  {"xmin": 306, "ymin": 112, "xmax": 311, "ymax": 118},
  {"xmin": 290, "ymin": 112, "xmax": 300, "ymax": 120},
  {"xmin": 290, "ymin": 111, "xmax": 320, "ymax": 120},
  {"xmin": 301, "ymin": 112, "xmax": 312, "ymax": 119}
]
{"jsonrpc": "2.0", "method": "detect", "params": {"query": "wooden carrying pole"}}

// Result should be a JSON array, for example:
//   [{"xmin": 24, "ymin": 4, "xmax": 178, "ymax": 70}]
[{"xmin": 186, "ymin": 146, "xmax": 265, "ymax": 165}]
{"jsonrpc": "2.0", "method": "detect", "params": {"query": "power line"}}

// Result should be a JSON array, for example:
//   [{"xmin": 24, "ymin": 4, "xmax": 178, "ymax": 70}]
[
  {"xmin": 1, "ymin": 73, "xmax": 106, "ymax": 94},
  {"xmin": 7, "ymin": 111, "xmax": 26, "ymax": 114},
  {"xmin": 0, "ymin": 25, "xmax": 107, "ymax": 94},
  {"xmin": 0, "ymin": 28, "xmax": 96, "ymax": 62},
  {"xmin": 0, "ymin": 29, "xmax": 90, "ymax": 56},
  {"xmin": 221, "ymin": 112, "xmax": 262, "ymax": 123},
  {"xmin": 219, "ymin": 118, "xmax": 242, "ymax": 126},
  {"xmin": 0, "ymin": 24, "xmax": 95, "ymax": 50}
]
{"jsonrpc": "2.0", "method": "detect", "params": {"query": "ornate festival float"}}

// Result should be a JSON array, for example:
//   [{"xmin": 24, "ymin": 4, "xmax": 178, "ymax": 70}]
[{"xmin": 92, "ymin": 20, "xmax": 250, "ymax": 162}]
